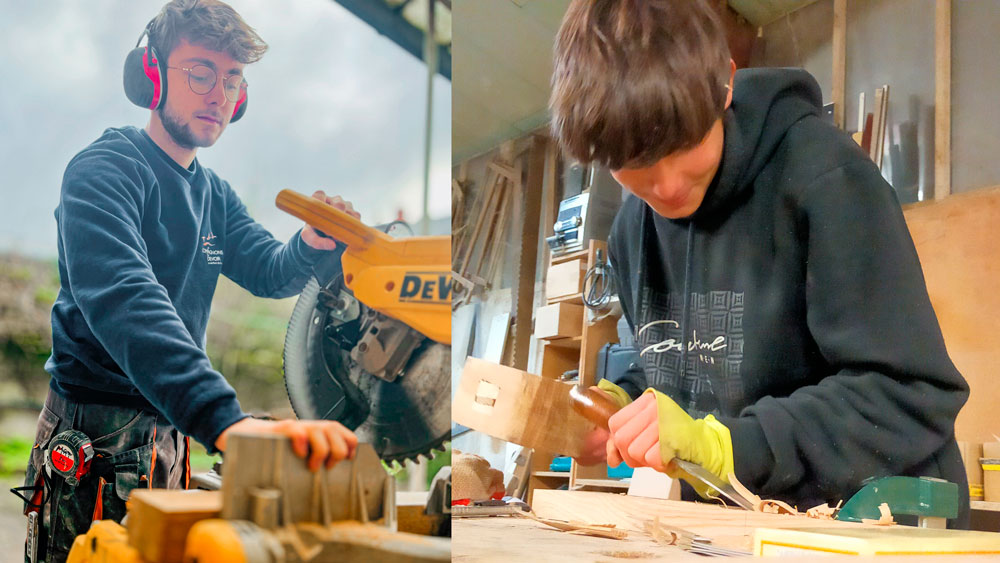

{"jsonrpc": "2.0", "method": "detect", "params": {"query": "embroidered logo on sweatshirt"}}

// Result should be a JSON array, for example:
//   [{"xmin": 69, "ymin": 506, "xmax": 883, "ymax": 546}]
[
  {"xmin": 636, "ymin": 289, "xmax": 744, "ymax": 417},
  {"xmin": 201, "ymin": 232, "xmax": 223, "ymax": 265}
]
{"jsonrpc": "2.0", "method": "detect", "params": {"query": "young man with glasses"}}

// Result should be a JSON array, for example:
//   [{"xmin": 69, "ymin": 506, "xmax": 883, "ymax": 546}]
[
  {"xmin": 20, "ymin": 1, "xmax": 360, "ymax": 560},
  {"xmin": 552, "ymin": 0, "xmax": 970, "ymax": 527}
]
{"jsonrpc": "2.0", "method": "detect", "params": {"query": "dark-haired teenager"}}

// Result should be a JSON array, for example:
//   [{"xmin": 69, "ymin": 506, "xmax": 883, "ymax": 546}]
[{"xmin": 551, "ymin": 0, "xmax": 969, "ymax": 527}]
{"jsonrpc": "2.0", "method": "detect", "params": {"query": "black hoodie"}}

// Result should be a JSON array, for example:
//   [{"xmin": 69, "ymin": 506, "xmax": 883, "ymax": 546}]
[{"xmin": 608, "ymin": 68, "xmax": 970, "ymax": 526}]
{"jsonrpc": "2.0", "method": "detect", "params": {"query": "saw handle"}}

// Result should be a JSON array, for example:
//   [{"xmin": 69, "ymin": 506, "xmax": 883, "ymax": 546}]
[
  {"xmin": 568, "ymin": 385, "xmax": 621, "ymax": 430},
  {"xmin": 276, "ymin": 189, "xmax": 389, "ymax": 251}
]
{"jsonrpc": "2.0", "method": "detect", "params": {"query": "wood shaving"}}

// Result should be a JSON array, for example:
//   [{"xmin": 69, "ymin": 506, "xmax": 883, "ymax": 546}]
[
  {"xmin": 861, "ymin": 502, "xmax": 896, "ymax": 526},
  {"xmin": 805, "ymin": 500, "xmax": 842, "ymax": 520},
  {"xmin": 521, "ymin": 510, "xmax": 628, "ymax": 540},
  {"xmin": 643, "ymin": 516, "xmax": 688, "ymax": 547},
  {"xmin": 726, "ymin": 472, "xmax": 762, "ymax": 510},
  {"xmin": 728, "ymin": 472, "xmax": 844, "ymax": 520},
  {"xmin": 759, "ymin": 499, "xmax": 798, "ymax": 515}
]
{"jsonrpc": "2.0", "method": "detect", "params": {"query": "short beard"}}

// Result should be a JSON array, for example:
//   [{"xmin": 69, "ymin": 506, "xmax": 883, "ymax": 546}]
[{"xmin": 158, "ymin": 105, "xmax": 212, "ymax": 150}]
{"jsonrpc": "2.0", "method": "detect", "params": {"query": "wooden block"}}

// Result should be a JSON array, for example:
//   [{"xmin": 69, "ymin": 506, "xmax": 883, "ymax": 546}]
[
  {"xmin": 984, "ymin": 442, "xmax": 1000, "ymax": 458},
  {"xmin": 544, "ymin": 259, "xmax": 585, "ymax": 300},
  {"xmin": 126, "ymin": 489, "xmax": 221, "ymax": 563},
  {"xmin": 984, "ymin": 441, "xmax": 1000, "ymax": 503},
  {"xmin": 627, "ymin": 467, "xmax": 681, "ymax": 500},
  {"xmin": 452, "ymin": 357, "xmax": 598, "ymax": 457},
  {"xmin": 534, "ymin": 302, "xmax": 583, "ymax": 340},
  {"xmin": 754, "ymin": 526, "xmax": 1000, "ymax": 556},
  {"xmin": 985, "ymin": 463, "xmax": 1000, "ymax": 503},
  {"xmin": 397, "ymin": 504, "xmax": 437, "ymax": 536},
  {"xmin": 960, "ymin": 441, "xmax": 985, "ymax": 501},
  {"xmin": 396, "ymin": 491, "xmax": 445, "ymax": 537}
]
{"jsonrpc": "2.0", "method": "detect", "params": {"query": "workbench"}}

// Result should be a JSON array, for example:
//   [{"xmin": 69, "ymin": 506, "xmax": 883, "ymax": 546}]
[
  {"xmin": 453, "ymin": 516, "xmax": 702, "ymax": 562},
  {"xmin": 453, "ymin": 516, "xmax": 1000, "ymax": 561},
  {"xmin": 454, "ymin": 490, "xmax": 1000, "ymax": 561}
]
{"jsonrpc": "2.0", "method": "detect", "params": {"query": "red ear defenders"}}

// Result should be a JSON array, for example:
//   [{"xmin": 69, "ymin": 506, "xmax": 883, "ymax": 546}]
[{"xmin": 123, "ymin": 20, "xmax": 247, "ymax": 123}]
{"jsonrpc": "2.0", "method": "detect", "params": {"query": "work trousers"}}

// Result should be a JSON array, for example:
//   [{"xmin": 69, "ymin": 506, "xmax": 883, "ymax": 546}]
[{"xmin": 20, "ymin": 389, "xmax": 190, "ymax": 563}]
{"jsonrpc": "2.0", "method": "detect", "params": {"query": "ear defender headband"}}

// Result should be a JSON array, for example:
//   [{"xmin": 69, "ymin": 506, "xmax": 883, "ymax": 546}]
[{"xmin": 122, "ymin": 18, "xmax": 248, "ymax": 123}]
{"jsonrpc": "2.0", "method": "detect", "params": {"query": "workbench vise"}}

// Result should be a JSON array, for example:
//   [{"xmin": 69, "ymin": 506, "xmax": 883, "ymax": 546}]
[{"xmin": 836, "ymin": 476, "xmax": 958, "ymax": 528}]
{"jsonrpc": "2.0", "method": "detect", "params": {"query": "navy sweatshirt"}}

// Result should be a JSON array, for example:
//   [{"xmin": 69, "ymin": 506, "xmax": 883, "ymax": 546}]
[
  {"xmin": 609, "ymin": 69, "xmax": 970, "ymax": 525},
  {"xmin": 46, "ymin": 126, "xmax": 327, "ymax": 452}
]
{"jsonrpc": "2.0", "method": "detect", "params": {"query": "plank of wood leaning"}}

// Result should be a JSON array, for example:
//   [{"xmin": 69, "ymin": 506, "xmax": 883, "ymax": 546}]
[
  {"xmin": 452, "ymin": 516, "xmax": 703, "ymax": 562},
  {"xmin": 456, "ymin": 170, "xmax": 499, "ymax": 278},
  {"xmin": 903, "ymin": 186, "xmax": 1000, "ymax": 442},
  {"xmin": 483, "ymin": 175, "xmax": 512, "ymax": 286},
  {"xmin": 531, "ymin": 490, "xmax": 874, "ymax": 553},
  {"xmin": 510, "ymin": 137, "xmax": 546, "ymax": 371},
  {"xmin": 832, "ymin": 0, "xmax": 846, "ymax": 130},
  {"xmin": 472, "ymin": 177, "xmax": 508, "ymax": 282},
  {"xmin": 935, "ymin": 0, "xmax": 951, "ymax": 199}
]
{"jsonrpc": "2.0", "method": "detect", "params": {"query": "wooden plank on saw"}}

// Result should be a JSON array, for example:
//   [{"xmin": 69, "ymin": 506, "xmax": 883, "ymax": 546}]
[{"xmin": 220, "ymin": 434, "xmax": 390, "ymax": 527}]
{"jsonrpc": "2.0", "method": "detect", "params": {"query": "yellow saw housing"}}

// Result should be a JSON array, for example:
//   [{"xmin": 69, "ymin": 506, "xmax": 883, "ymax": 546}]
[{"xmin": 275, "ymin": 189, "xmax": 450, "ymax": 344}]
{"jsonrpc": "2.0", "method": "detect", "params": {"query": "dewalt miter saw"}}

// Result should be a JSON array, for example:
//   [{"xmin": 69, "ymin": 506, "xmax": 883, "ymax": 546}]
[{"xmin": 276, "ymin": 190, "xmax": 451, "ymax": 463}]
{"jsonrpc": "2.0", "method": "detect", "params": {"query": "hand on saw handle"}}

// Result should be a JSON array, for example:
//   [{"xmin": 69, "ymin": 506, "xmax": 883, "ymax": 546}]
[
  {"xmin": 602, "ymin": 381, "xmax": 736, "ymax": 494},
  {"xmin": 215, "ymin": 418, "xmax": 359, "ymax": 472},
  {"xmin": 301, "ymin": 190, "xmax": 362, "ymax": 250}
]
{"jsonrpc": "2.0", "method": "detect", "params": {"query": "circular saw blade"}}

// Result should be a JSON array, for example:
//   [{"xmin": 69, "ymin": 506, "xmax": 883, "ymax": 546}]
[
  {"xmin": 284, "ymin": 277, "xmax": 450, "ymax": 463},
  {"xmin": 354, "ymin": 340, "xmax": 451, "ymax": 462}
]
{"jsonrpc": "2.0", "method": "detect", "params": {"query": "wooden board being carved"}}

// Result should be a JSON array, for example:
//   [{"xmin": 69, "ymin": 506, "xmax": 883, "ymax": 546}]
[
  {"xmin": 452, "ymin": 357, "xmax": 598, "ymax": 457},
  {"xmin": 531, "ymin": 490, "xmax": 878, "ymax": 553},
  {"xmin": 903, "ymin": 187, "xmax": 1000, "ymax": 442}
]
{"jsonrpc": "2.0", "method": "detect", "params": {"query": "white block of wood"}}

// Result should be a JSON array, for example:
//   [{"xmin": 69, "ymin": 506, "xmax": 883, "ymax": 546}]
[
  {"xmin": 545, "ymin": 259, "xmax": 585, "ymax": 300},
  {"xmin": 534, "ymin": 302, "xmax": 583, "ymax": 340}
]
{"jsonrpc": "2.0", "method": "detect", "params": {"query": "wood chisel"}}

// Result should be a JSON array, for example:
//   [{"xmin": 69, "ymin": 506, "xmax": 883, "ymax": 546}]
[{"xmin": 568, "ymin": 385, "xmax": 754, "ymax": 510}]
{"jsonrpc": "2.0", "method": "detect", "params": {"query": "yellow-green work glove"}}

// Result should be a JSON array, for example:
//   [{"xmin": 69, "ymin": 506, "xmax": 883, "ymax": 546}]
[
  {"xmin": 606, "ymin": 388, "xmax": 735, "ymax": 496},
  {"xmin": 596, "ymin": 378, "xmax": 633, "ymax": 409}
]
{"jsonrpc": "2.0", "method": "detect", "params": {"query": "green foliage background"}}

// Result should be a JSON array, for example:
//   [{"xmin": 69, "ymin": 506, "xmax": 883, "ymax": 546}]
[{"xmin": 0, "ymin": 253, "xmax": 449, "ymax": 483}]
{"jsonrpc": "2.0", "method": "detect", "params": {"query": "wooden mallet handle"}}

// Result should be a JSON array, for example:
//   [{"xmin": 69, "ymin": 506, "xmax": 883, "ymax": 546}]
[{"xmin": 568, "ymin": 385, "xmax": 621, "ymax": 430}]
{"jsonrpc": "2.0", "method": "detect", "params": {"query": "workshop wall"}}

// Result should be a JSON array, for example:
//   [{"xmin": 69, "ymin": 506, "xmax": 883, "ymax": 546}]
[
  {"xmin": 452, "ymin": 137, "xmax": 560, "ymax": 482},
  {"xmin": 452, "ymin": 135, "xmax": 559, "ymax": 377},
  {"xmin": 751, "ymin": 0, "xmax": 999, "ymax": 201}
]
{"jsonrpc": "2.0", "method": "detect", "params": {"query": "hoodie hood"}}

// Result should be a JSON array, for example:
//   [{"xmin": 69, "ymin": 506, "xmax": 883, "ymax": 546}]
[{"xmin": 690, "ymin": 67, "xmax": 822, "ymax": 221}]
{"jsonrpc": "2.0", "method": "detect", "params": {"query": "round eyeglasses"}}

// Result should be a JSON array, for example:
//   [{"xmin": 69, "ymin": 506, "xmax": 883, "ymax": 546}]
[{"xmin": 167, "ymin": 64, "xmax": 247, "ymax": 103}]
